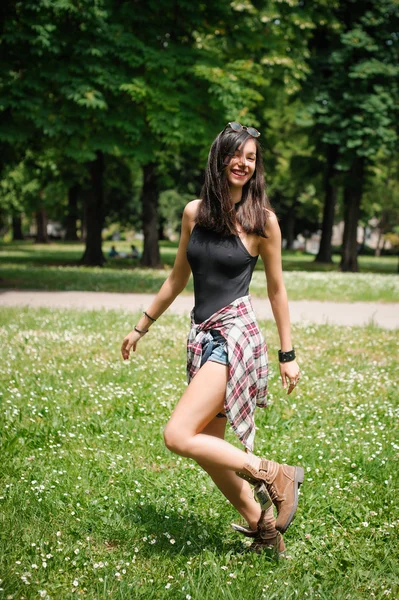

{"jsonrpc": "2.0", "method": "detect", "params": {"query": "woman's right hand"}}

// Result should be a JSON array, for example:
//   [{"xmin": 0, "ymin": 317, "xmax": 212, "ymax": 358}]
[{"xmin": 121, "ymin": 329, "xmax": 144, "ymax": 360}]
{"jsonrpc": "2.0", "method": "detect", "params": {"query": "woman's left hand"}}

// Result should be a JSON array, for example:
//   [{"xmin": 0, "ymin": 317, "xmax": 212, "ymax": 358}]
[{"xmin": 279, "ymin": 359, "xmax": 301, "ymax": 395}]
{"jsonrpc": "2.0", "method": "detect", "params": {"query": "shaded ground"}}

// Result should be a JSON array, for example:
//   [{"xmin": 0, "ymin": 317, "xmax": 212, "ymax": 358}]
[{"xmin": 1, "ymin": 239, "xmax": 397, "ymax": 273}]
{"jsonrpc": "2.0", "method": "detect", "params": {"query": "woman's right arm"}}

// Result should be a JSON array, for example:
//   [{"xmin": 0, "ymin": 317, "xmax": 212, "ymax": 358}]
[{"xmin": 121, "ymin": 200, "xmax": 199, "ymax": 359}]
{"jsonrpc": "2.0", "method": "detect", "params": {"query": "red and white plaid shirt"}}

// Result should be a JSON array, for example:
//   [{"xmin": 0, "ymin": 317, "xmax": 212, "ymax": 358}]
[{"xmin": 187, "ymin": 295, "xmax": 268, "ymax": 451}]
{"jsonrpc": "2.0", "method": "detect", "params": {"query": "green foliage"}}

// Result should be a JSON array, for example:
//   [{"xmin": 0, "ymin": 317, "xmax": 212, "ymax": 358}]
[
  {"xmin": 0, "ymin": 153, "xmax": 66, "ymax": 220},
  {"xmin": 159, "ymin": 189, "xmax": 192, "ymax": 234},
  {"xmin": 362, "ymin": 155, "xmax": 399, "ymax": 239},
  {"xmin": 1, "ymin": 0, "xmax": 143, "ymax": 161},
  {"xmin": 300, "ymin": 0, "xmax": 399, "ymax": 169},
  {"xmin": 385, "ymin": 232, "xmax": 399, "ymax": 249},
  {"xmin": 0, "ymin": 0, "xmax": 398, "ymax": 254},
  {"xmin": 0, "ymin": 162, "xmax": 35, "ymax": 215},
  {"xmin": 103, "ymin": 157, "xmax": 142, "ymax": 229}
]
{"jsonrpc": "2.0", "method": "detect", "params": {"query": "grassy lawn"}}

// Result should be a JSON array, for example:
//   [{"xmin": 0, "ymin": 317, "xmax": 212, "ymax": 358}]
[
  {"xmin": 0, "ymin": 241, "xmax": 398, "ymax": 302},
  {"xmin": 1, "ymin": 308, "xmax": 398, "ymax": 599}
]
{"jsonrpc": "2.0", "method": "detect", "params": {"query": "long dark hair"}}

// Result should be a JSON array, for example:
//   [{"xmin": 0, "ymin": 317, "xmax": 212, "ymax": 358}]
[{"xmin": 197, "ymin": 127, "xmax": 273, "ymax": 237}]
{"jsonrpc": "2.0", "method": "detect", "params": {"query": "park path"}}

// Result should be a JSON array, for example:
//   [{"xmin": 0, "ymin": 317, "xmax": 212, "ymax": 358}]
[{"xmin": 0, "ymin": 289, "xmax": 398, "ymax": 329}]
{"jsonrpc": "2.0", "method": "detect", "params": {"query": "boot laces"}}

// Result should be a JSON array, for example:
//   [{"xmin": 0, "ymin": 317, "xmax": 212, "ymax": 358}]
[
  {"xmin": 257, "ymin": 516, "xmax": 279, "ymax": 542},
  {"xmin": 259, "ymin": 463, "xmax": 279, "ymax": 502},
  {"xmin": 267, "ymin": 482, "xmax": 279, "ymax": 503},
  {"xmin": 259, "ymin": 514, "xmax": 276, "ymax": 534}
]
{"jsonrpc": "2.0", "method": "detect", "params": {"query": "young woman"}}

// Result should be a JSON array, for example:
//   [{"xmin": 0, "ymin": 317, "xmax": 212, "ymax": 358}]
[{"xmin": 121, "ymin": 122, "xmax": 303, "ymax": 555}]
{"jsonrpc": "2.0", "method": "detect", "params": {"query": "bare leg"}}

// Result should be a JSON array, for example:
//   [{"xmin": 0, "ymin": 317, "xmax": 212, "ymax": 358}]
[
  {"xmin": 197, "ymin": 416, "xmax": 261, "ymax": 531},
  {"xmin": 164, "ymin": 360, "xmax": 302, "ymax": 536},
  {"xmin": 164, "ymin": 361, "xmax": 261, "ymax": 471}
]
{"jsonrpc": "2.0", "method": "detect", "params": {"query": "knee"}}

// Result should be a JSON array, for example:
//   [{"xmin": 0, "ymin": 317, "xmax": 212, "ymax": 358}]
[{"xmin": 163, "ymin": 423, "xmax": 189, "ymax": 456}]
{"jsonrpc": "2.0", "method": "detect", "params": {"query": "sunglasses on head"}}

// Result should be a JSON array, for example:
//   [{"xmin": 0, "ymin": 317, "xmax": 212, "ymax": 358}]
[{"xmin": 224, "ymin": 121, "xmax": 261, "ymax": 138}]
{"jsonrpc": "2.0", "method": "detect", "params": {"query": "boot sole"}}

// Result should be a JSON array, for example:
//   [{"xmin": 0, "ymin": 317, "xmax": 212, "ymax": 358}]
[
  {"xmin": 276, "ymin": 466, "xmax": 305, "ymax": 534},
  {"xmin": 231, "ymin": 523, "xmax": 258, "ymax": 538},
  {"xmin": 232, "ymin": 523, "xmax": 286, "ymax": 557}
]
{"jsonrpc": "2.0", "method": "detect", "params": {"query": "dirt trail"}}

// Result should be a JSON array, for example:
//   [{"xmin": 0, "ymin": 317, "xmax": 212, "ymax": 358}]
[{"xmin": 1, "ymin": 289, "xmax": 398, "ymax": 329}]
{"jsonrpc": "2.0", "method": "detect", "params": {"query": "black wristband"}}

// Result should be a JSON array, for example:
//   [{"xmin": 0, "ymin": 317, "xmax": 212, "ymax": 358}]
[{"xmin": 278, "ymin": 348, "xmax": 296, "ymax": 363}]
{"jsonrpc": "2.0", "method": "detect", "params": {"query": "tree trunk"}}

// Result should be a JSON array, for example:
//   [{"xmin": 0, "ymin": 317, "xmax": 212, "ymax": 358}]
[
  {"xmin": 65, "ymin": 184, "xmax": 80, "ymax": 241},
  {"xmin": 158, "ymin": 213, "xmax": 167, "ymax": 241},
  {"xmin": 375, "ymin": 230, "xmax": 383, "ymax": 257},
  {"xmin": 340, "ymin": 158, "xmax": 365, "ymax": 272},
  {"xmin": 12, "ymin": 214, "xmax": 24, "ymax": 240},
  {"xmin": 359, "ymin": 225, "xmax": 367, "ymax": 254},
  {"xmin": 140, "ymin": 163, "xmax": 161, "ymax": 268},
  {"xmin": 35, "ymin": 206, "xmax": 48, "ymax": 243},
  {"xmin": 315, "ymin": 144, "xmax": 338, "ymax": 263},
  {"xmin": 80, "ymin": 151, "xmax": 106, "ymax": 266},
  {"xmin": 81, "ymin": 198, "xmax": 87, "ymax": 242}
]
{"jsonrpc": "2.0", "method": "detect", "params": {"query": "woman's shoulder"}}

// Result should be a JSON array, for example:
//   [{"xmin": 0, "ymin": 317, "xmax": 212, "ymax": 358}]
[
  {"xmin": 181, "ymin": 199, "xmax": 201, "ymax": 234},
  {"xmin": 183, "ymin": 199, "xmax": 202, "ymax": 224},
  {"xmin": 264, "ymin": 208, "xmax": 279, "ymax": 236},
  {"xmin": 184, "ymin": 199, "xmax": 201, "ymax": 217}
]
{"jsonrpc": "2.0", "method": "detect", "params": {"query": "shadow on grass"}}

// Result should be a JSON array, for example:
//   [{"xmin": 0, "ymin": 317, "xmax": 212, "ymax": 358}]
[
  {"xmin": 1, "ymin": 240, "xmax": 397, "ymax": 273},
  {"xmin": 119, "ymin": 501, "xmax": 243, "ymax": 557}
]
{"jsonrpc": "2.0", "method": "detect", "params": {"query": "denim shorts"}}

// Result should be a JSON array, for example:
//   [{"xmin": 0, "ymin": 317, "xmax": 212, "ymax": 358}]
[
  {"xmin": 200, "ymin": 330, "xmax": 228, "ymax": 367},
  {"xmin": 200, "ymin": 330, "xmax": 228, "ymax": 419}
]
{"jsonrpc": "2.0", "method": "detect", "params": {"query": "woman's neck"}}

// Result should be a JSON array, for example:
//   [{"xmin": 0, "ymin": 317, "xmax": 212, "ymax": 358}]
[{"xmin": 230, "ymin": 186, "xmax": 242, "ymax": 205}]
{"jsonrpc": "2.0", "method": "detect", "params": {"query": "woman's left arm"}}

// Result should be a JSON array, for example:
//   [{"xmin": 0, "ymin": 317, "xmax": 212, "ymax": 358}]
[{"xmin": 258, "ymin": 211, "xmax": 300, "ymax": 395}]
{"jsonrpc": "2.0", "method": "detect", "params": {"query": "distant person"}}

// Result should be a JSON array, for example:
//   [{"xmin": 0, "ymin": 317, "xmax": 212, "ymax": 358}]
[
  {"xmin": 108, "ymin": 245, "xmax": 119, "ymax": 258},
  {"xmin": 121, "ymin": 122, "xmax": 303, "ymax": 556},
  {"xmin": 129, "ymin": 245, "xmax": 141, "ymax": 259}
]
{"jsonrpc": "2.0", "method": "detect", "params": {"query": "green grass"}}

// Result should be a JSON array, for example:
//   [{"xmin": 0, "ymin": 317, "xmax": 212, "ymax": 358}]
[
  {"xmin": 0, "ymin": 241, "xmax": 398, "ymax": 302},
  {"xmin": 1, "ymin": 240, "xmax": 398, "ymax": 272},
  {"xmin": 1, "ymin": 308, "xmax": 398, "ymax": 599}
]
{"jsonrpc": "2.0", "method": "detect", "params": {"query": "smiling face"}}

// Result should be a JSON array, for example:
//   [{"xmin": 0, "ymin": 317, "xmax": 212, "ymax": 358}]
[{"xmin": 225, "ymin": 138, "xmax": 257, "ymax": 193}]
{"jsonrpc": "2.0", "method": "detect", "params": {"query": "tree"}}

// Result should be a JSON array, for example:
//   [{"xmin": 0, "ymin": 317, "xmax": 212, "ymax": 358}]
[
  {"xmin": 1, "ymin": 0, "xmax": 274, "ymax": 265},
  {"xmin": 255, "ymin": 92, "xmax": 324, "ymax": 247},
  {"xmin": 65, "ymin": 184, "xmax": 80, "ymax": 242},
  {"xmin": 362, "ymin": 156, "xmax": 399, "ymax": 256},
  {"xmin": 0, "ymin": 153, "xmax": 57, "ymax": 243},
  {"xmin": 120, "ymin": 0, "xmax": 270, "ymax": 266},
  {"xmin": 1, "ymin": 0, "xmax": 146, "ymax": 264},
  {"xmin": 122, "ymin": 0, "xmax": 323, "ymax": 265},
  {"xmin": 314, "ymin": 144, "xmax": 339, "ymax": 263},
  {"xmin": 299, "ymin": 0, "xmax": 399, "ymax": 270},
  {"xmin": 0, "ymin": 161, "xmax": 28, "ymax": 240},
  {"xmin": 2, "ymin": 0, "xmax": 397, "ymax": 271}
]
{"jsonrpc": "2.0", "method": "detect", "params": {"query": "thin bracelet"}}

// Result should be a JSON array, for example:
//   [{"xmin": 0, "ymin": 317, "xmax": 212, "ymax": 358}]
[
  {"xmin": 143, "ymin": 311, "xmax": 156, "ymax": 322},
  {"xmin": 134, "ymin": 326, "xmax": 148, "ymax": 335}
]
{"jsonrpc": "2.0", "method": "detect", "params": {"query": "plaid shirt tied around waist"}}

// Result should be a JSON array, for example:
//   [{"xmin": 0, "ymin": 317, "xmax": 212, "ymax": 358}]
[{"xmin": 187, "ymin": 295, "xmax": 268, "ymax": 451}]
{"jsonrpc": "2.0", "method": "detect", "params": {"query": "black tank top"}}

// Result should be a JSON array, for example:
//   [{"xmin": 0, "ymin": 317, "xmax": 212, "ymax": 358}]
[{"xmin": 186, "ymin": 224, "xmax": 258, "ymax": 323}]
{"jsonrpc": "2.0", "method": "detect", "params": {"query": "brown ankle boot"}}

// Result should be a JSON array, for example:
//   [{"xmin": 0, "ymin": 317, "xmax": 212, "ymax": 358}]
[
  {"xmin": 231, "ymin": 503, "xmax": 286, "ymax": 556},
  {"xmin": 236, "ymin": 459, "xmax": 304, "ymax": 533}
]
